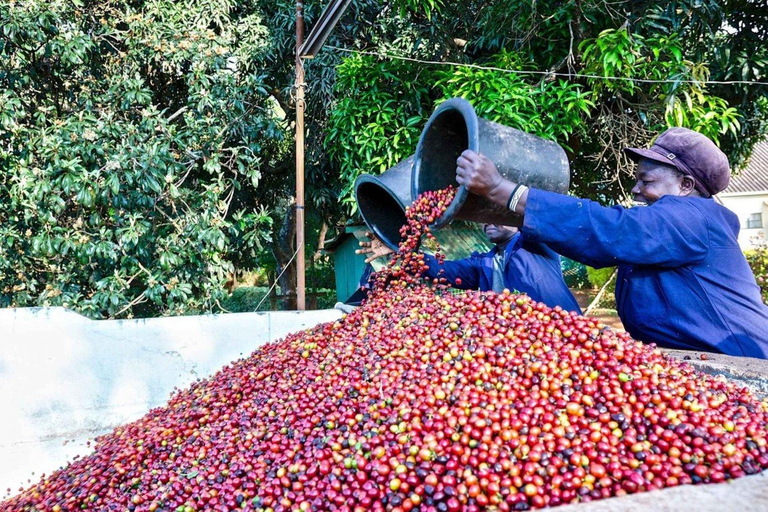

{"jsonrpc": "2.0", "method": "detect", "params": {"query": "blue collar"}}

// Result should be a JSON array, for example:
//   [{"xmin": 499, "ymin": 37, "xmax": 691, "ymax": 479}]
[{"xmin": 491, "ymin": 232, "xmax": 522, "ymax": 257}]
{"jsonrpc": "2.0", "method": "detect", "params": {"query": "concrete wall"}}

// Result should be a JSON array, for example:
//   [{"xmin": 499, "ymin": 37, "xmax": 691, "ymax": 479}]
[
  {"xmin": 719, "ymin": 192, "xmax": 768, "ymax": 249},
  {"xmin": 3, "ymin": 309, "xmax": 768, "ymax": 509},
  {"xmin": 0, "ymin": 307, "xmax": 342, "ymax": 498},
  {"xmin": 558, "ymin": 469, "xmax": 768, "ymax": 512}
]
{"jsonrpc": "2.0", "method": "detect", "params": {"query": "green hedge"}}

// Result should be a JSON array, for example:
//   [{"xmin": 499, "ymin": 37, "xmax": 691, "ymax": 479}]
[
  {"xmin": 745, "ymin": 244, "xmax": 768, "ymax": 303},
  {"xmin": 220, "ymin": 287, "xmax": 272, "ymax": 313},
  {"xmin": 220, "ymin": 287, "xmax": 337, "ymax": 313},
  {"xmin": 586, "ymin": 267, "xmax": 616, "ymax": 288},
  {"xmin": 586, "ymin": 266, "xmax": 617, "ymax": 310}
]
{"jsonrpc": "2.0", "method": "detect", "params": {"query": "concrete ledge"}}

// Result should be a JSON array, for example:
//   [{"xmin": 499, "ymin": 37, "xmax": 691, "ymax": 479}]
[
  {"xmin": 558, "ymin": 470, "xmax": 768, "ymax": 512},
  {"xmin": 664, "ymin": 349, "xmax": 768, "ymax": 398},
  {"xmin": 0, "ymin": 307, "xmax": 342, "ymax": 496}
]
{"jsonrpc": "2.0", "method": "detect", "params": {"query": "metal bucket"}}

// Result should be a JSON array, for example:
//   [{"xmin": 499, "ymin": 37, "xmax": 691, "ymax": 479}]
[
  {"xmin": 411, "ymin": 98, "xmax": 570, "ymax": 229},
  {"xmin": 354, "ymin": 156, "xmax": 414, "ymax": 251}
]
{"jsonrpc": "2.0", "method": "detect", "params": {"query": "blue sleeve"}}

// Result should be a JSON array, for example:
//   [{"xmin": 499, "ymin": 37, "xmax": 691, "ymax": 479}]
[
  {"xmin": 523, "ymin": 190, "xmax": 709, "ymax": 268},
  {"xmin": 422, "ymin": 253, "xmax": 481, "ymax": 290},
  {"xmin": 358, "ymin": 264, "xmax": 374, "ymax": 289},
  {"xmin": 520, "ymin": 236, "xmax": 561, "ymax": 265}
]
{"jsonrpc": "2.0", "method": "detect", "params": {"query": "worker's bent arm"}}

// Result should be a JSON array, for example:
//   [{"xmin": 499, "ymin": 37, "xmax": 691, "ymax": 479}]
[{"xmin": 523, "ymin": 190, "xmax": 709, "ymax": 269}]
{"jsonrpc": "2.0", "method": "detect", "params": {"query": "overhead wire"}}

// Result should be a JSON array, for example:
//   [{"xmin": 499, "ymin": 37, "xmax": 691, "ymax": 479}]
[
  {"xmin": 254, "ymin": 240, "xmax": 304, "ymax": 312},
  {"xmin": 325, "ymin": 45, "xmax": 768, "ymax": 87}
]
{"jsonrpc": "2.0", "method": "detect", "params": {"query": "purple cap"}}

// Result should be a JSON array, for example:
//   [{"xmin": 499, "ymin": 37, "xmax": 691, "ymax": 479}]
[{"xmin": 624, "ymin": 127, "xmax": 730, "ymax": 197}]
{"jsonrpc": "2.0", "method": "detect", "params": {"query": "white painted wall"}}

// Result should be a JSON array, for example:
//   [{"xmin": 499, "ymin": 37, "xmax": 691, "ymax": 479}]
[
  {"xmin": 719, "ymin": 192, "xmax": 768, "ymax": 249},
  {"xmin": 0, "ymin": 307, "xmax": 342, "ymax": 498}
]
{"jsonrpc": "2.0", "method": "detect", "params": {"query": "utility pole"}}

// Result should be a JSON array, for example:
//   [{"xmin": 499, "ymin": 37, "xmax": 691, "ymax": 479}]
[
  {"xmin": 295, "ymin": 0, "xmax": 306, "ymax": 311},
  {"xmin": 294, "ymin": 0, "xmax": 352, "ymax": 311}
]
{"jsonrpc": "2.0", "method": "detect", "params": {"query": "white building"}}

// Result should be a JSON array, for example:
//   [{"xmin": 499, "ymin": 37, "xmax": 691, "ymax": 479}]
[{"xmin": 718, "ymin": 140, "xmax": 768, "ymax": 250}]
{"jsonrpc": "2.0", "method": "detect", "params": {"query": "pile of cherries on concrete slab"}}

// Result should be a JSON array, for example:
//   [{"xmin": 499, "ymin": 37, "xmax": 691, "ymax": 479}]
[{"xmin": 4, "ymin": 186, "xmax": 768, "ymax": 512}]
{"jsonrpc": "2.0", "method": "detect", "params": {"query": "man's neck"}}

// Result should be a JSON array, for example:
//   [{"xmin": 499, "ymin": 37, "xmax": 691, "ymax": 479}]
[{"xmin": 495, "ymin": 234, "xmax": 517, "ymax": 251}]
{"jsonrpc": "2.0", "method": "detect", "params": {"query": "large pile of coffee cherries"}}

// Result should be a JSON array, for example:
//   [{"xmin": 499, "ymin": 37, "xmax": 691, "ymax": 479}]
[{"xmin": 3, "ymin": 187, "xmax": 768, "ymax": 512}]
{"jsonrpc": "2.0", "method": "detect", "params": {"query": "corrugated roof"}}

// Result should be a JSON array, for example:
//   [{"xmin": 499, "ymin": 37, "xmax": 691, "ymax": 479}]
[
  {"xmin": 322, "ymin": 222, "xmax": 367, "ymax": 252},
  {"xmin": 721, "ymin": 139, "xmax": 768, "ymax": 194},
  {"xmin": 370, "ymin": 223, "xmax": 491, "ymax": 271},
  {"xmin": 342, "ymin": 221, "xmax": 492, "ymax": 258},
  {"xmin": 323, "ymin": 232, "xmax": 352, "ymax": 252}
]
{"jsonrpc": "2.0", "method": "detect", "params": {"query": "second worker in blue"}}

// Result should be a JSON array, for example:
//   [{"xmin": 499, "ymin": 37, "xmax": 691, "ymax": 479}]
[{"xmin": 357, "ymin": 223, "xmax": 582, "ymax": 314}]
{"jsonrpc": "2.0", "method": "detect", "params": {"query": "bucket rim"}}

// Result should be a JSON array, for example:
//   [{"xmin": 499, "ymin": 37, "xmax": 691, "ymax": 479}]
[
  {"xmin": 354, "ymin": 173, "xmax": 407, "ymax": 251},
  {"xmin": 412, "ymin": 98, "xmax": 480, "ymax": 229}
]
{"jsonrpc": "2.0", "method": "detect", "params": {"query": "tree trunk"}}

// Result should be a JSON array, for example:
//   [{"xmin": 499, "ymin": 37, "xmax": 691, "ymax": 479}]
[
  {"xmin": 224, "ymin": 266, "xmax": 238, "ymax": 294},
  {"xmin": 313, "ymin": 221, "xmax": 329, "ymax": 263},
  {"xmin": 272, "ymin": 205, "xmax": 297, "ymax": 310}
]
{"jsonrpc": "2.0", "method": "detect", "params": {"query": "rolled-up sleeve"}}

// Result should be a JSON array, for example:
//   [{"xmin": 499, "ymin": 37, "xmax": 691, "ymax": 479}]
[{"xmin": 523, "ymin": 190, "xmax": 709, "ymax": 268}]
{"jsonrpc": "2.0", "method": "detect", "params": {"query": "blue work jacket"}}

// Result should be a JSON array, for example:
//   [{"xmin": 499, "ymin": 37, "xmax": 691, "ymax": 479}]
[
  {"xmin": 524, "ymin": 189, "xmax": 768, "ymax": 358},
  {"xmin": 422, "ymin": 232, "xmax": 582, "ymax": 313}
]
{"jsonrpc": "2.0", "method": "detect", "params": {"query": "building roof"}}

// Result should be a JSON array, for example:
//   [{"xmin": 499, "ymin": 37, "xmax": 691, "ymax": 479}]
[
  {"xmin": 322, "ymin": 232, "xmax": 353, "ymax": 253},
  {"xmin": 721, "ymin": 139, "xmax": 768, "ymax": 194}
]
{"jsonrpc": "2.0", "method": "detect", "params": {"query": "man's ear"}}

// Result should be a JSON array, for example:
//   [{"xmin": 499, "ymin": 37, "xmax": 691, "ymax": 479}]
[{"xmin": 680, "ymin": 175, "xmax": 697, "ymax": 196}]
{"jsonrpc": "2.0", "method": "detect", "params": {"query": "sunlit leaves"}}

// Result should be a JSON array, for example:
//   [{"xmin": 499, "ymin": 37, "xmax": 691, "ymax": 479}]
[
  {"xmin": 580, "ymin": 28, "xmax": 741, "ymax": 143},
  {"xmin": 326, "ymin": 49, "xmax": 595, "ymax": 205},
  {"xmin": 434, "ymin": 50, "xmax": 595, "ymax": 147},
  {"xmin": 325, "ymin": 55, "xmax": 434, "ymax": 209},
  {"xmin": 0, "ymin": 1, "xmax": 279, "ymax": 318}
]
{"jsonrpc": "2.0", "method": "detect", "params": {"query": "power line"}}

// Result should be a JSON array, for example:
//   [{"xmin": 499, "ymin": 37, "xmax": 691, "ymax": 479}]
[
  {"xmin": 326, "ymin": 45, "xmax": 768, "ymax": 87},
  {"xmin": 254, "ymin": 240, "xmax": 304, "ymax": 312}
]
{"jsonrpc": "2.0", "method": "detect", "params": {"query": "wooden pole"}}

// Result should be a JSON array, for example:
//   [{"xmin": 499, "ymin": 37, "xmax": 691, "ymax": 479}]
[{"xmin": 295, "ymin": 1, "xmax": 306, "ymax": 310}]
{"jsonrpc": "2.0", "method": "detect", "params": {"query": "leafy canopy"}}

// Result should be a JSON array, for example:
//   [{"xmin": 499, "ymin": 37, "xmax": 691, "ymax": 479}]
[
  {"xmin": 326, "ymin": 0, "xmax": 767, "ymax": 204},
  {"xmin": 0, "ymin": 0, "xmax": 284, "ymax": 318}
]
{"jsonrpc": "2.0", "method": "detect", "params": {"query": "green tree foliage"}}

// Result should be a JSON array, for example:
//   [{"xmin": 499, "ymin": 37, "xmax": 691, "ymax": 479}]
[
  {"xmin": 2, "ymin": 1, "xmax": 766, "ymax": 317},
  {"xmin": 0, "ymin": 0, "xmax": 283, "ymax": 318},
  {"xmin": 326, "ymin": 0, "xmax": 767, "ymax": 204},
  {"xmin": 326, "ymin": 57, "xmax": 432, "ymax": 210},
  {"xmin": 745, "ymin": 242, "xmax": 768, "ymax": 303},
  {"xmin": 434, "ymin": 51, "xmax": 594, "ymax": 146}
]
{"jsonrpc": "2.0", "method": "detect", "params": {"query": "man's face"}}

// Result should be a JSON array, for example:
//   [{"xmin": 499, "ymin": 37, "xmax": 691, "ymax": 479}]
[
  {"xmin": 482, "ymin": 224, "xmax": 518, "ymax": 244},
  {"xmin": 631, "ymin": 159, "xmax": 695, "ymax": 205}
]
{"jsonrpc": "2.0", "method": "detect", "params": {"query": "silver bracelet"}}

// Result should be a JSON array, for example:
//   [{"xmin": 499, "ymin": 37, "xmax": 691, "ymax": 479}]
[{"xmin": 508, "ymin": 185, "xmax": 528, "ymax": 212}]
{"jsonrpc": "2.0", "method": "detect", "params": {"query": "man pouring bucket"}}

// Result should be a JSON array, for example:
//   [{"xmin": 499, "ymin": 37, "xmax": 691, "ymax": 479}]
[{"xmin": 456, "ymin": 127, "xmax": 768, "ymax": 358}]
